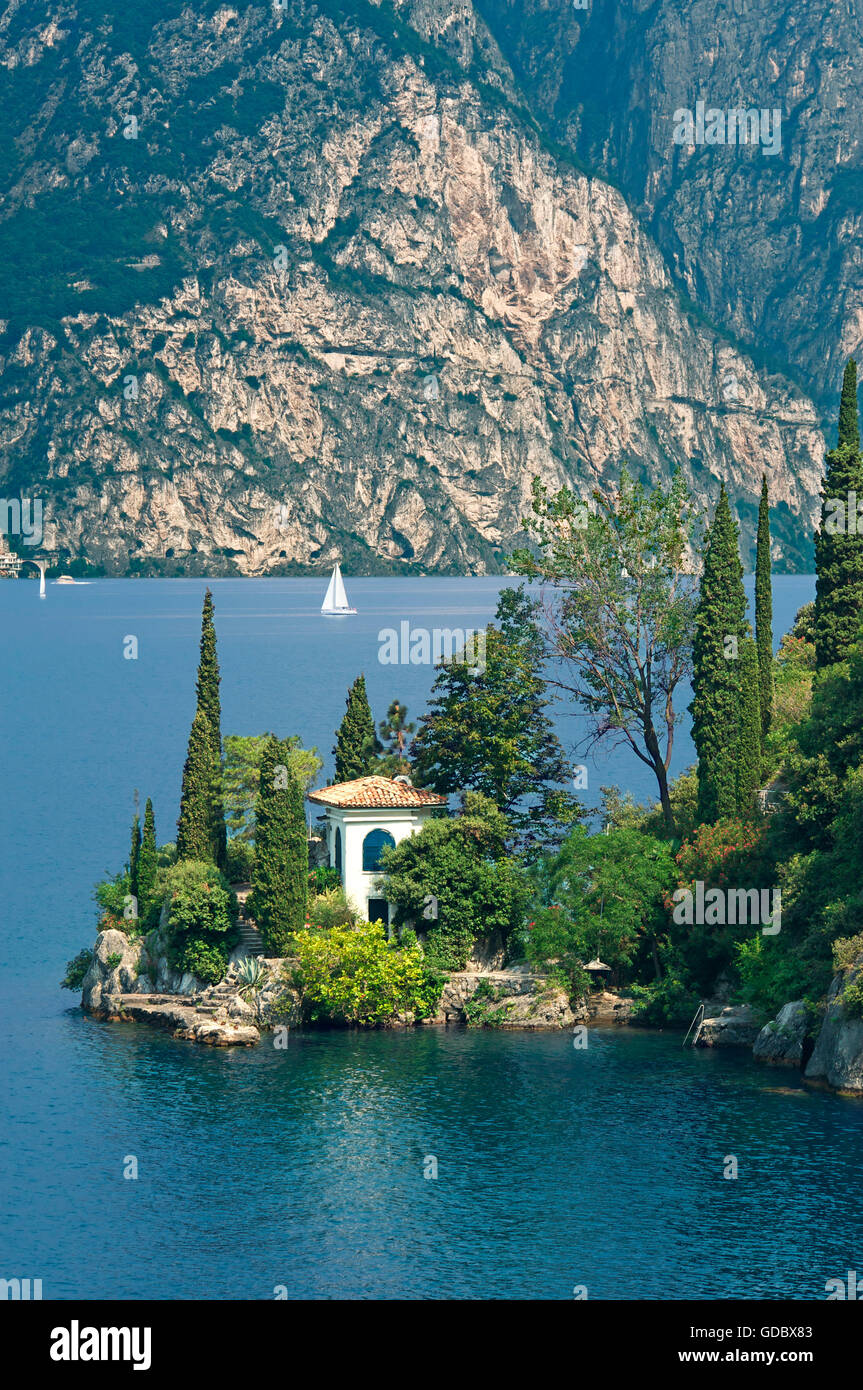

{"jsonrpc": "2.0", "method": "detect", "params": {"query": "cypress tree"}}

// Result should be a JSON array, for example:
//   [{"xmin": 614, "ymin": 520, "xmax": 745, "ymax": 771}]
[
  {"xmin": 755, "ymin": 477, "xmax": 773, "ymax": 745},
  {"xmin": 737, "ymin": 629, "xmax": 762, "ymax": 815},
  {"xmin": 691, "ymin": 485, "xmax": 747, "ymax": 824},
  {"xmin": 129, "ymin": 807, "xmax": 141, "ymax": 900},
  {"xmin": 815, "ymin": 360, "xmax": 863, "ymax": 668},
  {"xmin": 838, "ymin": 357, "xmax": 860, "ymax": 451},
  {"xmin": 249, "ymin": 735, "xmax": 308, "ymax": 954},
  {"xmin": 195, "ymin": 589, "xmax": 227, "ymax": 867},
  {"xmin": 333, "ymin": 674, "xmax": 380, "ymax": 781},
  {"xmin": 176, "ymin": 706, "xmax": 220, "ymax": 863},
  {"xmin": 138, "ymin": 798, "xmax": 158, "ymax": 916}
]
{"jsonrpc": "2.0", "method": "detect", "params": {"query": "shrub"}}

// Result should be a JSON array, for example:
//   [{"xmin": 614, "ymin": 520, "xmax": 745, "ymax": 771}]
[
  {"xmin": 629, "ymin": 972, "xmax": 700, "ymax": 1028},
  {"xmin": 61, "ymin": 948, "xmax": 93, "ymax": 991},
  {"xmin": 105, "ymin": 952, "xmax": 123, "ymax": 971},
  {"xmin": 308, "ymin": 865, "xmax": 341, "ymax": 895},
  {"xmin": 463, "ymin": 978, "xmax": 510, "ymax": 1028},
  {"xmin": 673, "ymin": 819, "xmax": 768, "ymax": 891},
  {"xmin": 94, "ymin": 871, "xmax": 136, "ymax": 926},
  {"xmin": 308, "ymin": 887, "xmax": 357, "ymax": 931},
  {"xmin": 180, "ymin": 937, "xmax": 229, "ymax": 985},
  {"xmin": 158, "ymin": 859, "xmax": 239, "ymax": 975},
  {"xmin": 160, "ymin": 860, "xmax": 238, "ymax": 937},
  {"xmin": 841, "ymin": 974, "xmax": 863, "ymax": 1019},
  {"xmin": 292, "ymin": 920, "xmax": 442, "ymax": 1026},
  {"xmin": 833, "ymin": 933, "xmax": 863, "ymax": 972}
]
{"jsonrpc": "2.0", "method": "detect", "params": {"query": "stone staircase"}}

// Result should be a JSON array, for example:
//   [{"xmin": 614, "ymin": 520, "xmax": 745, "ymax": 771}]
[
  {"xmin": 193, "ymin": 980, "xmax": 239, "ymax": 1016},
  {"xmin": 236, "ymin": 921, "xmax": 265, "ymax": 957}
]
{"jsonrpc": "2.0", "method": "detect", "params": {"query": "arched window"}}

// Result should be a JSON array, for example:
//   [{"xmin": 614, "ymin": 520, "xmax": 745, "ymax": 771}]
[
  {"xmin": 362, "ymin": 828, "xmax": 395, "ymax": 873},
  {"xmin": 333, "ymin": 826, "xmax": 342, "ymax": 873}
]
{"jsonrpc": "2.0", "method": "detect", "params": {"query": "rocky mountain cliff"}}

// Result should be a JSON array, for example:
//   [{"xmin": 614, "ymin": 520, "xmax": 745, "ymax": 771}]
[
  {"xmin": 0, "ymin": 0, "xmax": 842, "ymax": 575},
  {"xmin": 472, "ymin": 0, "xmax": 863, "ymax": 412}
]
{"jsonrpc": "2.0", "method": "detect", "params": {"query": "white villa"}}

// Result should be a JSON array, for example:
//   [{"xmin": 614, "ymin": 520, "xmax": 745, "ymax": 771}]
[{"xmin": 307, "ymin": 775, "xmax": 447, "ymax": 926}]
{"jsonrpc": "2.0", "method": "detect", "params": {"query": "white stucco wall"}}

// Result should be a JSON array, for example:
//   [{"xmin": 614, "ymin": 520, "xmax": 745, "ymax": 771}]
[{"xmin": 321, "ymin": 806, "xmax": 436, "ymax": 921}]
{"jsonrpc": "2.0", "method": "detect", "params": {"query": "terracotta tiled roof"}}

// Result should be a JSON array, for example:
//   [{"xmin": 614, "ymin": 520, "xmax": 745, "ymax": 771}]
[{"xmin": 307, "ymin": 775, "xmax": 447, "ymax": 809}]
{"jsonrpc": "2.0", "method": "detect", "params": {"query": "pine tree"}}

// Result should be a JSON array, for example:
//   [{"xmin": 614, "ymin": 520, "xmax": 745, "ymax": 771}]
[
  {"xmin": 195, "ymin": 589, "xmax": 227, "ymax": 867},
  {"xmin": 691, "ymin": 485, "xmax": 747, "ymax": 824},
  {"xmin": 176, "ymin": 706, "xmax": 220, "ymax": 863},
  {"xmin": 333, "ymin": 674, "xmax": 380, "ymax": 781},
  {"xmin": 129, "ymin": 805, "xmax": 141, "ymax": 900},
  {"xmin": 815, "ymin": 360, "xmax": 863, "ymax": 668},
  {"xmin": 138, "ymin": 798, "xmax": 158, "ymax": 916},
  {"xmin": 249, "ymin": 736, "xmax": 308, "ymax": 954},
  {"xmin": 412, "ymin": 586, "xmax": 581, "ymax": 855},
  {"xmin": 737, "ymin": 629, "xmax": 762, "ymax": 815},
  {"xmin": 755, "ymin": 477, "xmax": 773, "ymax": 745},
  {"xmin": 377, "ymin": 701, "xmax": 415, "ymax": 775}
]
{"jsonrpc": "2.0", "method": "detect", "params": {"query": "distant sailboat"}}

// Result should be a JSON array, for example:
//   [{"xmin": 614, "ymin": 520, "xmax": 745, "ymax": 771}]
[{"xmin": 321, "ymin": 562, "xmax": 356, "ymax": 616}]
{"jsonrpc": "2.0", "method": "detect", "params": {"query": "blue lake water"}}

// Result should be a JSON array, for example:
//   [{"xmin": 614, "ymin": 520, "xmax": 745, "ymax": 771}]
[{"xmin": 4, "ymin": 573, "xmax": 861, "ymax": 1300}]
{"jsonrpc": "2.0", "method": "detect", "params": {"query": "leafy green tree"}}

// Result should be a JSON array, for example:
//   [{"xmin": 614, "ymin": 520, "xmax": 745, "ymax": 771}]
[
  {"xmin": 222, "ymin": 734, "xmax": 322, "ymax": 841},
  {"xmin": 176, "ymin": 706, "xmax": 221, "ymax": 864},
  {"xmin": 195, "ymin": 589, "xmax": 227, "ymax": 867},
  {"xmin": 249, "ymin": 735, "xmax": 308, "ymax": 954},
  {"xmin": 129, "ymin": 805, "xmax": 141, "ymax": 899},
  {"xmin": 815, "ymin": 359, "xmax": 863, "ymax": 669},
  {"xmin": 376, "ymin": 701, "xmax": 415, "ymax": 776},
  {"xmin": 755, "ymin": 477, "xmax": 773, "ymax": 745},
  {"xmin": 736, "ymin": 629, "xmax": 762, "ymax": 814},
  {"xmin": 137, "ymin": 798, "xmax": 158, "ymax": 916},
  {"xmin": 333, "ymin": 674, "xmax": 381, "ymax": 782},
  {"xmin": 691, "ymin": 485, "xmax": 747, "ymax": 824},
  {"xmin": 512, "ymin": 467, "xmax": 698, "ymax": 832},
  {"xmin": 382, "ymin": 793, "xmax": 530, "ymax": 970},
  {"xmin": 526, "ymin": 825, "xmax": 676, "ymax": 986},
  {"xmin": 412, "ymin": 587, "xmax": 581, "ymax": 855}
]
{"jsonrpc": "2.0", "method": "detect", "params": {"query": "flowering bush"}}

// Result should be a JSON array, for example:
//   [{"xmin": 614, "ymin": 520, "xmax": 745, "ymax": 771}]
[
  {"xmin": 672, "ymin": 818, "xmax": 767, "ymax": 896},
  {"xmin": 290, "ymin": 920, "xmax": 442, "ymax": 1026}
]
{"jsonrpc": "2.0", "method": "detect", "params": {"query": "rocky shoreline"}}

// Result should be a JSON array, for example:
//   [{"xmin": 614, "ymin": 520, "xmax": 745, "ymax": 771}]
[{"xmin": 79, "ymin": 927, "xmax": 863, "ymax": 1095}]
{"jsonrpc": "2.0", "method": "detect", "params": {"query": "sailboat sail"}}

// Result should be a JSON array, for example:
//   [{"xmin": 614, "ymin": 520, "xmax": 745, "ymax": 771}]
[
  {"xmin": 321, "ymin": 563, "xmax": 356, "ymax": 615},
  {"xmin": 322, "ymin": 568, "xmax": 338, "ymax": 612}
]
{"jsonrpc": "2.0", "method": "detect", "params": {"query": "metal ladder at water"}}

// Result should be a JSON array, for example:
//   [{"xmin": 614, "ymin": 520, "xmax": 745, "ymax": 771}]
[{"xmin": 682, "ymin": 1003, "xmax": 705, "ymax": 1048}]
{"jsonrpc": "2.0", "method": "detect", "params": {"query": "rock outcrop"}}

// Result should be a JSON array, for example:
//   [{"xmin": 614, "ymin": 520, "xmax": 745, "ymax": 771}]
[
  {"xmin": 753, "ymin": 1000, "xmax": 808, "ymax": 1067},
  {"xmin": 81, "ymin": 928, "xmax": 147, "ymax": 1015},
  {"xmin": 587, "ymin": 990, "xmax": 634, "ymax": 1026},
  {"xmin": 0, "ymin": 1, "xmax": 826, "ymax": 574},
  {"xmin": 696, "ymin": 1003, "xmax": 761, "ymax": 1049},
  {"xmin": 434, "ymin": 963, "xmax": 587, "ymax": 1028},
  {"xmin": 805, "ymin": 963, "xmax": 863, "ymax": 1094}
]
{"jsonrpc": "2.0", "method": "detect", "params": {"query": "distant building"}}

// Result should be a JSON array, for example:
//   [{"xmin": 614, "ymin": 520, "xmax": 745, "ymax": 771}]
[
  {"xmin": 0, "ymin": 540, "xmax": 24, "ymax": 576},
  {"xmin": 307, "ymin": 775, "xmax": 447, "ymax": 927}
]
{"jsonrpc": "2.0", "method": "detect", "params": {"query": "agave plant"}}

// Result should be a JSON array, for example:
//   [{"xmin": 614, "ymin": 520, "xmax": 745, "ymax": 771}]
[{"xmin": 235, "ymin": 956, "xmax": 270, "ymax": 1009}]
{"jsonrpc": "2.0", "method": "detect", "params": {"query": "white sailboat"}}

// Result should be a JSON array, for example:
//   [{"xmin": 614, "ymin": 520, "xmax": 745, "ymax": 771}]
[{"xmin": 321, "ymin": 562, "xmax": 357, "ymax": 616}]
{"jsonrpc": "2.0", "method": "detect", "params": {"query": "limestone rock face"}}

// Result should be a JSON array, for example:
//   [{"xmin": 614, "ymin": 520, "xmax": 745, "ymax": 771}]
[
  {"xmin": 805, "ymin": 963, "xmax": 863, "ymax": 1094},
  {"xmin": 473, "ymin": 0, "xmax": 862, "ymax": 415},
  {"xmin": 435, "ymin": 964, "xmax": 587, "ymax": 1029},
  {"xmin": 696, "ymin": 1004, "xmax": 761, "ymax": 1049},
  {"xmin": 81, "ymin": 929, "xmax": 144, "ymax": 1014},
  {"xmin": 587, "ymin": 990, "xmax": 634, "ymax": 1026},
  {"xmin": 753, "ymin": 1000, "xmax": 808, "ymax": 1067},
  {"xmin": 0, "ymin": 1, "xmax": 826, "ymax": 575},
  {"xmin": 255, "ymin": 958, "xmax": 303, "ymax": 1029}
]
